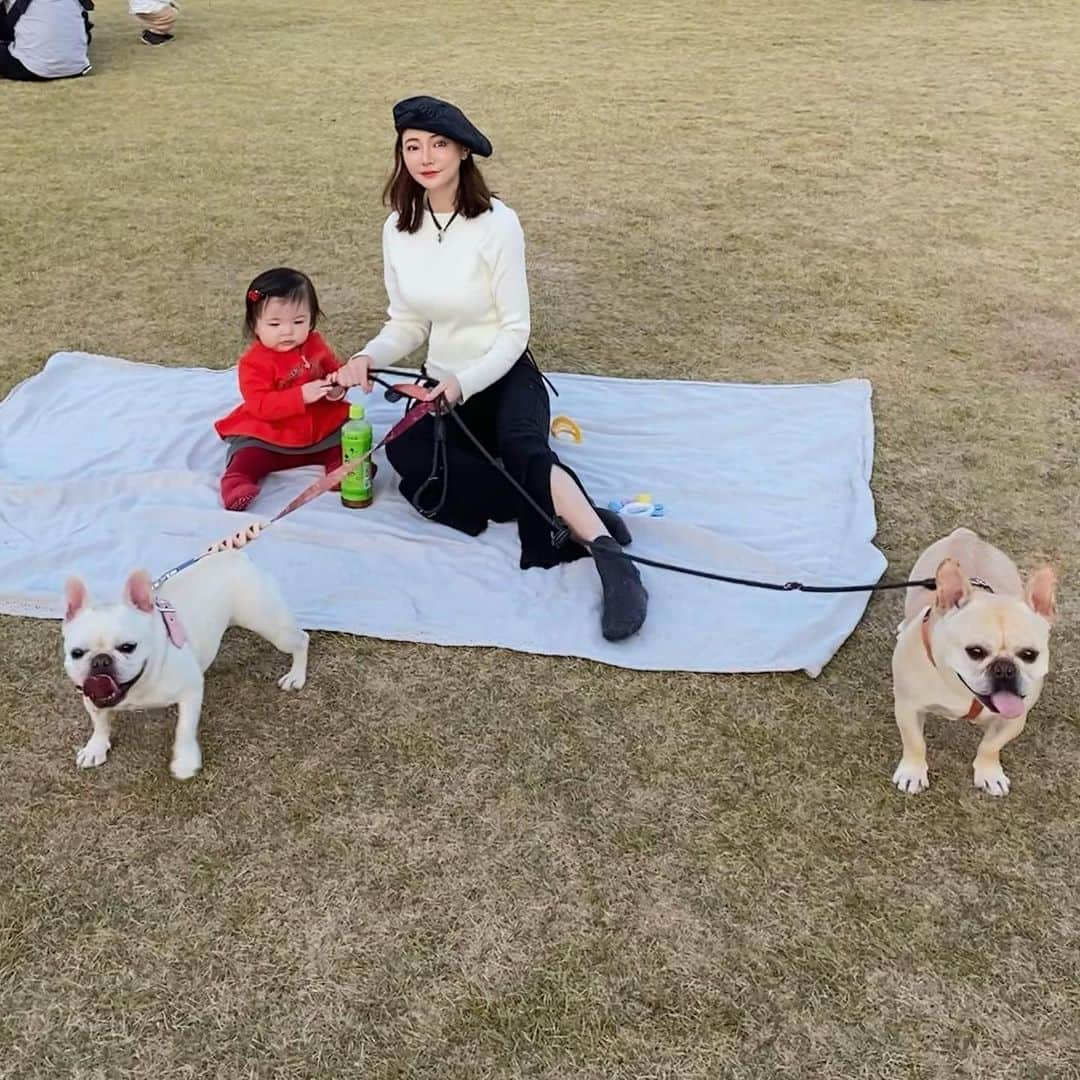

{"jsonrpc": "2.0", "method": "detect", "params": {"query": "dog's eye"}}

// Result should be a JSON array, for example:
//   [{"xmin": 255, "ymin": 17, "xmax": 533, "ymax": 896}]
[
  {"xmin": 117, "ymin": 642, "xmax": 138, "ymax": 654},
  {"xmin": 70, "ymin": 648, "xmax": 86, "ymax": 660},
  {"xmin": 965, "ymin": 646, "xmax": 988, "ymax": 661},
  {"xmin": 1018, "ymin": 648, "xmax": 1040, "ymax": 664}
]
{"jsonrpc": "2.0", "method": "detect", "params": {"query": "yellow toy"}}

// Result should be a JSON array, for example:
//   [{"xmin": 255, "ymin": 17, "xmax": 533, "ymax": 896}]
[{"xmin": 550, "ymin": 415, "xmax": 583, "ymax": 443}]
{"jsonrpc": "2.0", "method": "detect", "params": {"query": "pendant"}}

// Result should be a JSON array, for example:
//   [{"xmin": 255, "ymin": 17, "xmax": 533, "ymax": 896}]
[{"xmin": 437, "ymin": 232, "xmax": 443, "ymax": 244}]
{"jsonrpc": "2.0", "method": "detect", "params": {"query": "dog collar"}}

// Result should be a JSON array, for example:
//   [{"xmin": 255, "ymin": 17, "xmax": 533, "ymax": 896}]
[
  {"xmin": 155, "ymin": 597, "xmax": 188, "ymax": 648},
  {"xmin": 920, "ymin": 608, "xmax": 984, "ymax": 721}
]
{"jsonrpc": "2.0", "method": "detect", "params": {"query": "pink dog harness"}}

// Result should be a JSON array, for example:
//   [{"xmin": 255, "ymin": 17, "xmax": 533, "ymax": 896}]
[{"xmin": 155, "ymin": 597, "xmax": 188, "ymax": 648}]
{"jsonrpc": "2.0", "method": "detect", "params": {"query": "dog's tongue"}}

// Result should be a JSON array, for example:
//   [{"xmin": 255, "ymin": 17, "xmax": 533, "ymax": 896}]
[
  {"xmin": 990, "ymin": 691, "xmax": 1025, "ymax": 718},
  {"xmin": 83, "ymin": 673, "xmax": 120, "ymax": 704}
]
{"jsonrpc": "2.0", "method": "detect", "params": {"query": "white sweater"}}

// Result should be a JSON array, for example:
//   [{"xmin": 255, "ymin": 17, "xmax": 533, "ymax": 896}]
[{"xmin": 360, "ymin": 198, "xmax": 531, "ymax": 402}]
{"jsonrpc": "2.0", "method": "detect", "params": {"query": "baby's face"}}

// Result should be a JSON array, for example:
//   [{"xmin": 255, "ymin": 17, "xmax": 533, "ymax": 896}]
[{"xmin": 255, "ymin": 297, "xmax": 312, "ymax": 352}]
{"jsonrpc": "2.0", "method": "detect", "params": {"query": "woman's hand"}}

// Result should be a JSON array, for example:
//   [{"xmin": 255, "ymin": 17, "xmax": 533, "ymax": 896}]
[
  {"xmin": 206, "ymin": 522, "xmax": 265, "ymax": 553},
  {"xmin": 330, "ymin": 353, "xmax": 373, "ymax": 392},
  {"xmin": 426, "ymin": 375, "xmax": 462, "ymax": 406},
  {"xmin": 302, "ymin": 379, "xmax": 332, "ymax": 404}
]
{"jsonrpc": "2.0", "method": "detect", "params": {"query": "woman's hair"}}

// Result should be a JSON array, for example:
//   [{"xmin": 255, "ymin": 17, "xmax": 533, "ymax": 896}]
[
  {"xmin": 243, "ymin": 267, "xmax": 323, "ymax": 337},
  {"xmin": 383, "ymin": 134, "xmax": 494, "ymax": 233}
]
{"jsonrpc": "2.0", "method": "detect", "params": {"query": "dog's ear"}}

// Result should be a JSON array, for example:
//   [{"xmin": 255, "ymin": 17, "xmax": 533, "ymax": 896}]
[
  {"xmin": 1025, "ymin": 565, "xmax": 1057, "ymax": 623},
  {"xmin": 934, "ymin": 558, "xmax": 970, "ymax": 611},
  {"xmin": 64, "ymin": 577, "xmax": 90, "ymax": 622},
  {"xmin": 122, "ymin": 569, "xmax": 155, "ymax": 614}
]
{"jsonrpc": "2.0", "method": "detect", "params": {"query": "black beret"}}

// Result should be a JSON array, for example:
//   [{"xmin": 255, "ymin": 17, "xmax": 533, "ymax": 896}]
[{"xmin": 392, "ymin": 95, "xmax": 493, "ymax": 158}]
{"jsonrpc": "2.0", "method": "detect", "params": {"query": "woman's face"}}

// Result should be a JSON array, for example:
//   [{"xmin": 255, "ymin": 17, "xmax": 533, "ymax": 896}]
[{"xmin": 400, "ymin": 128, "xmax": 468, "ymax": 201}]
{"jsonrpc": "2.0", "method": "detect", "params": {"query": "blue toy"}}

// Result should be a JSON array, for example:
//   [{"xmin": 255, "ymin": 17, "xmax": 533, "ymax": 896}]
[{"xmin": 607, "ymin": 494, "xmax": 665, "ymax": 518}]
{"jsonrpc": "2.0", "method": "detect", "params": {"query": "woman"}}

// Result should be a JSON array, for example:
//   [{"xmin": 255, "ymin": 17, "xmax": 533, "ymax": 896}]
[{"xmin": 332, "ymin": 95, "xmax": 647, "ymax": 642}]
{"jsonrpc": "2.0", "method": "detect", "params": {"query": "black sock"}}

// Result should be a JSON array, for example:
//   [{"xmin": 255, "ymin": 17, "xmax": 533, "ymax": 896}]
[
  {"xmin": 594, "ymin": 506, "xmax": 632, "ymax": 546},
  {"xmin": 591, "ymin": 535, "xmax": 648, "ymax": 641}
]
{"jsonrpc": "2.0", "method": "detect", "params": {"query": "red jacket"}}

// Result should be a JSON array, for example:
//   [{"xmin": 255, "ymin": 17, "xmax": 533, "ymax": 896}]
[{"xmin": 214, "ymin": 331, "xmax": 349, "ymax": 448}]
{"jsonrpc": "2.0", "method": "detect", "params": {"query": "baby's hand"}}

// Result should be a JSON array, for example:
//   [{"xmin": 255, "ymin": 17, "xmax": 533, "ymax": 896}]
[
  {"xmin": 206, "ymin": 522, "xmax": 265, "ymax": 553},
  {"xmin": 302, "ymin": 379, "xmax": 331, "ymax": 404}
]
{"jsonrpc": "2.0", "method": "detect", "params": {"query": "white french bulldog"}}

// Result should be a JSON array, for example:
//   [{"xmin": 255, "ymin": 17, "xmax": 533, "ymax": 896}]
[
  {"xmin": 62, "ymin": 549, "xmax": 308, "ymax": 780},
  {"xmin": 891, "ymin": 528, "xmax": 1057, "ymax": 797}
]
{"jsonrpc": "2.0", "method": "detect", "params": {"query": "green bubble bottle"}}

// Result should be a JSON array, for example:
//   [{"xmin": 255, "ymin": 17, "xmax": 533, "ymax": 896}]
[{"xmin": 340, "ymin": 403, "xmax": 374, "ymax": 509}]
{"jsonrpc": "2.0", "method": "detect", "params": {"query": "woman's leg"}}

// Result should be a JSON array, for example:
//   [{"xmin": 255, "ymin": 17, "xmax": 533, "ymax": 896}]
[
  {"xmin": 494, "ymin": 359, "xmax": 648, "ymax": 641},
  {"xmin": 491, "ymin": 362, "xmax": 626, "ymax": 560},
  {"xmin": 549, "ymin": 466, "xmax": 631, "ymax": 547}
]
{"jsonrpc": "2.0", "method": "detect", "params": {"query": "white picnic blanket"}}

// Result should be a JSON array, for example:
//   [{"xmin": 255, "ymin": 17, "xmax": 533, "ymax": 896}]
[{"xmin": 0, "ymin": 352, "xmax": 887, "ymax": 674}]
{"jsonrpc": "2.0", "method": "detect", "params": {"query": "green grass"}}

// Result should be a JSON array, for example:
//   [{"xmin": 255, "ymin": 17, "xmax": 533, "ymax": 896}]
[{"xmin": 2, "ymin": 1, "xmax": 1079, "ymax": 1076}]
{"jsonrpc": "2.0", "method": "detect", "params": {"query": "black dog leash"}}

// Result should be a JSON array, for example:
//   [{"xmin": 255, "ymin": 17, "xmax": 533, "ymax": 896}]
[
  {"xmin": 446, "ymin": 406, "xmax": 936, "ymax": 595},
  {"xmin": 370, "ymin": 368, "xmax": 937, "ymax": 597},
  {"xmin": 412, "ymin": 412, "xmax": 449, "ymax": 518}
]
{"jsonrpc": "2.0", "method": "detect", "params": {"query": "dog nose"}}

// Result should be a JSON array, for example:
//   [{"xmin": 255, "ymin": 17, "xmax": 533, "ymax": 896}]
[
  {"xmin": 90, "ymin": 653, "xmax": 114, "ymax": 673},
  {"xmin": 989, "ymin": 657, "xmax": 1018, "ymax": 683}
]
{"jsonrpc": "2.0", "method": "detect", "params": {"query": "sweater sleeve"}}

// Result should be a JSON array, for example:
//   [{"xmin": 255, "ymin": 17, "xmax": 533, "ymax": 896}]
[
  {"xmin": 360, "ymin": 218, "xmax": 432, "ymax": 366},
  {"xmin": 238, "ymin": 352, "xmax": 306, "ymax": 421},
  {"xmin": 454, "ymin": 207, "xmax": 532, "ymax": 403}
]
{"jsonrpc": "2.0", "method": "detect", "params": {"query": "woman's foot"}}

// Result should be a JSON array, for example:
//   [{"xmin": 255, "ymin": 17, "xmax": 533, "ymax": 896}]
[
  {"xmin": 591, "ymin": 535, "xmax": 648, "ymax": 641},
  {"xmin": 594, "ymin": 506, "xmax": 632, "ymax": 546}
]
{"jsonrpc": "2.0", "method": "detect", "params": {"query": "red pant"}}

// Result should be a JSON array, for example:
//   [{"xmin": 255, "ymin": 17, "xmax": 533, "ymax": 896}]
[{"xmin": 220, "ymin": 445, "xmax": 343, "ymax": 511}]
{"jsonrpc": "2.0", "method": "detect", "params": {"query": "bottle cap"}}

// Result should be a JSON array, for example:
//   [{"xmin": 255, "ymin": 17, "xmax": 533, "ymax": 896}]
[{"xmin": 349, "ymin": 404, "xmax": 366, "ymax": 420}]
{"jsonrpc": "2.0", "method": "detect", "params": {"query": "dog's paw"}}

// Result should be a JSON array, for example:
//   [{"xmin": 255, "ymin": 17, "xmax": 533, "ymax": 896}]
[
  {"xmin": 974, "ymin": 765, "xmax": 1011, "ymax": 797},
  {"xmin": 892, "ymin": 760, "xmax": 929, "ymax": 794},
  {"xmin": 170, "ymin": 744, "xmax": 202, "ymax": 781},
  {"xmin": 76, "ymin": 737, "xmax": 111, "ymax": 769},
  {"xmin": 277, "ymin": 669, "xmax": 306, "ymax": 691}
]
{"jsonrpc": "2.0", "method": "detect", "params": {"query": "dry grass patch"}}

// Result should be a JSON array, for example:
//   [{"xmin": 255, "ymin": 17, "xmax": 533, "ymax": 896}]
[{"xmin": 2, "ymin": 1, "xmax": 1079, "ymax": 1077}]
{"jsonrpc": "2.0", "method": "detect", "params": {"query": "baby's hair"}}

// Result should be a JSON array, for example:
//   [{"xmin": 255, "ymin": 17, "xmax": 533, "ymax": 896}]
[{"xmin": 244, "ymin": 267, "xmax": 323, "ymax": 337}]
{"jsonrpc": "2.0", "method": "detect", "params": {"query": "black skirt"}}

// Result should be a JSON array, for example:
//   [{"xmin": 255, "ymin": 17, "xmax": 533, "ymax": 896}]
[{"xmin": 385, "ymin": 351, "xmax": 592, "ymax": 569}]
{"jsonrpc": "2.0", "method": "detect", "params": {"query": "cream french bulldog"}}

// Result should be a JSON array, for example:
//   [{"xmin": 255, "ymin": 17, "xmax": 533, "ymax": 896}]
[
  {"xmin": 891, "ymin": 528, "xmax": 1057, "ymax": 797},
  {"xmin": 62, "ymin": 549, "xmax": 308, "ymax": 780}
]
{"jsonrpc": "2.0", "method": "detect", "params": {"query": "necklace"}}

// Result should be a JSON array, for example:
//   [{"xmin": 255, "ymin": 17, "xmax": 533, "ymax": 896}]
[{"xmin": 427, "ymin": 202, "xmax": 459, "ymax": 244}]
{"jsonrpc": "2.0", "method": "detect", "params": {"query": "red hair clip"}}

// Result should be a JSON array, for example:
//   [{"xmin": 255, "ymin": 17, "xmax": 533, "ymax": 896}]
[{"xmin": 247, "ymin": 289, "xmax": 261, "ymax": 303}]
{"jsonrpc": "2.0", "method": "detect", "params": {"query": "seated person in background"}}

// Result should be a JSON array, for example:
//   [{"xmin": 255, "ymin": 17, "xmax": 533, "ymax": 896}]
[{"xmin": 1, "ymin": 0, "xmax": 92, "ymax": 81}]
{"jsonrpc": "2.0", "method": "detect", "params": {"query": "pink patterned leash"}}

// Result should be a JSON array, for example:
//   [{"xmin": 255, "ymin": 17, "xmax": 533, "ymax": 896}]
[{"xmin": 152, "ymin": 385, "xmax": 442, "ymax": 591}]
